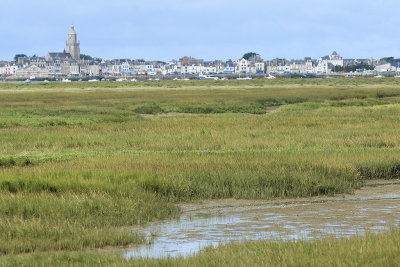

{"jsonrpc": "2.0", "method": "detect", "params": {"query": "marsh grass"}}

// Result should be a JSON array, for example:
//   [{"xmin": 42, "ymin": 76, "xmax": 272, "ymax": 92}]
[
  {"xmin": 1, "ymin": 229, "xmax": 399, "ymax": 266},
  {"xmin": 0, "ymin": 190, "xmax": 179, "ymax": 255},
  {"xmin": 1, "ymin": 78, "xmax": 400, "ymax": 261},
  {"xmin": 357, "ymin": 159, "xmax": 400, "ymax": 179}
]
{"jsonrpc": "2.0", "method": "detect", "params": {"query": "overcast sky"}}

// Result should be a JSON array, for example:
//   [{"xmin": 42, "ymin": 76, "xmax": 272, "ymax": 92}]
[{"xmin": 1, "ymin": 0, "xmax": 400, "ymax": 61}]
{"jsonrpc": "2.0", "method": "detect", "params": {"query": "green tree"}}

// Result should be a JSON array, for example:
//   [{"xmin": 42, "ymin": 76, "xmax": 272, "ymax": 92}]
[
  {"xmin": 380, "ymin": 57, "xmax": 400, "ymax": 62},
  {"xmin": 332, "ymin": 63, "xmax": 375, "ymax": 73},
  {"xmin": 333, "ymin": 65, "xmax": 344, "ymax": 72},
  {"xmin": 242, "ymin": 52, "xmax": 259, "ymax": 60},
  {"xmin": 80, "ymin": 54, "xmax": 94, "ymax": 60},
  {"xmin": 14, "ymin": 54, "xmax": 27, "ymax": 61}
]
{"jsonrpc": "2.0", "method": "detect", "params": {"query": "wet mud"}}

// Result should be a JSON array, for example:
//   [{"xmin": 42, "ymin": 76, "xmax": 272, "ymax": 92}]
[{"xmin": 123, "ymin": 180, "xmax": 400, "ymax": 259}]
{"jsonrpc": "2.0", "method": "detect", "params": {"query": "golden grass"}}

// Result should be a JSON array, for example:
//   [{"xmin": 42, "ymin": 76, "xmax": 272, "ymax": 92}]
[
  {"xmin": 1, "ymin": 229, "xmax": 399, "ymax": 266},
  {"xmin": 1, "ymin": 78, "xmax": 400, "ymax": 262}
]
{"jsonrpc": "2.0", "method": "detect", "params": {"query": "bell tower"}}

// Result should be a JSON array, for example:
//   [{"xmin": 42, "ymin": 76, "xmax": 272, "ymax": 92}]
[{"xmin": 66, "ymin": 25, "xmax": 80, "ymax": 60}]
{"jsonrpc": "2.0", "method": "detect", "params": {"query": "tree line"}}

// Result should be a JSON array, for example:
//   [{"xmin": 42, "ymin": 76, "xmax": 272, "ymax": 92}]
[{"xmin": 333, "ymin": 62, "xmax": 375, "ymax": 72}]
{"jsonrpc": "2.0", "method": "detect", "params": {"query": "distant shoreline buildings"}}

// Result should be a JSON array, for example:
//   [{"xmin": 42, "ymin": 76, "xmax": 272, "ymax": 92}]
[{"xmin": 1, "ymin": 26, "xmax": 400, "ymax": 79}]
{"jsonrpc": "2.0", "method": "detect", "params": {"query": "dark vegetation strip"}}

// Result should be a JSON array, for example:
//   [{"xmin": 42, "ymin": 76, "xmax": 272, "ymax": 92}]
[{"xmin": 2, "ymin": 77, "xmax": 400, "ymax": 90}]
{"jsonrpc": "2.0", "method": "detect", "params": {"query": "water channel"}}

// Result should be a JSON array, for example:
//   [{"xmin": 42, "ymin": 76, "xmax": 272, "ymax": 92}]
[{"xmin": 123, "ymin": 180, "xmax": 400, "ymax": 259}]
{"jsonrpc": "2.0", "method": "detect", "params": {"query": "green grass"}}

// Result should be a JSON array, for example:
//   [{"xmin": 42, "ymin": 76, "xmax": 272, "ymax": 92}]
[
  {"xmin": 1, "ymin": 229, "xmax": 399, "ymax": 266},
  {"xmin": 1, "ymin": 78, "xmax": 400, "ymax": 263}
]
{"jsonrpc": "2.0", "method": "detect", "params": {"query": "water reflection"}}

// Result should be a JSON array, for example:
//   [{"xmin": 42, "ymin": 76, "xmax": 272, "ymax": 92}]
[{"xmin": 124, "ymin": 191, "xmax": 400, "ymax": 259}]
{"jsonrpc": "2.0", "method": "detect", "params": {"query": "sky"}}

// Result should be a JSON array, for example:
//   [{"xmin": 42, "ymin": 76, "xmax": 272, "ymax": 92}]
[{"xmin": 1, "ymin": 0, "xmax": 400, "ymax": 61}]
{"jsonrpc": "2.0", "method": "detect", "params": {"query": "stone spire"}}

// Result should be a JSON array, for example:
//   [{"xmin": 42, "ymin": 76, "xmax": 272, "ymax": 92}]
[{"xmin": 66, "ymin": 25, "xmax": 80, "ymax": 60}]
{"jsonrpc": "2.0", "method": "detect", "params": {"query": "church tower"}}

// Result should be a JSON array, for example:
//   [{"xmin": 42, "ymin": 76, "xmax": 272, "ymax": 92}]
[{"xmin": 66, "ymin": 25, "xmax": 80, "ymax": 60}]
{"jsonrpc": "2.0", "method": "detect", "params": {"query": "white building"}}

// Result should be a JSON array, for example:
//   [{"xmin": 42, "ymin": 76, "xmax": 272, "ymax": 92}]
[
  {"xmin": 224, "ymin": 65, "xmax": 235, "ymax": 74},
  {"xmin": 0, "ymin": 64, "xmax": 19, "ymax": 76},
  {"xmin": 315, "ymin": 60, "xmax": 329, "ymax": 73},
  {"xmin": 121, "ymin": 62, "xmax": 130, "ymax": 73},
  {"xmin": 201, "ymin": 65, "xmax": 216, "ymax": 74},
  {"xmin": 235, "ymin": 58, "xmax": 249, "ymax": 73},
  {"xmin": 181, "ymin": 64, "xmax": 201, "ymax": 74},
  {"xmin": 320, "ymin": 51, "xmax": 343, "ymax": 67},
  {"xmin": 375, "ymin": 63, "xmax": 398, "ymax": 72},
  {"xmin": 16, "ymin": 64, "xmax": 49, "ymax": 78},
  {"xmin": 254, "ymin": 61, "xmax": 265, "ymax": 73}
]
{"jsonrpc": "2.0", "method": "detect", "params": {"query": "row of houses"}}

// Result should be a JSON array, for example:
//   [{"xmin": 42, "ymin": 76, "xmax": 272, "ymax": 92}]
[
  {"xmin": 0, "ymin": 55, "xmax": 265, "ymax": 78},
  {"xmin": 0, "ymin": 52, "xmax": 397, "ymax": 79},
  {"xmin": 2, "ymin": 27, "xmax": 397, "ymax": 79}
]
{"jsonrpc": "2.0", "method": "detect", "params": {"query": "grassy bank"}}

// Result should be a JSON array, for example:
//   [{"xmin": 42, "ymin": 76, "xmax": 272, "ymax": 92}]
[
  {"xmin": 1, "ymin": 78, "xmax": 400, "ymax": 262},
  {"xmin": 1, "ymin": 229, "xmax": 399, "ymax": 266}
]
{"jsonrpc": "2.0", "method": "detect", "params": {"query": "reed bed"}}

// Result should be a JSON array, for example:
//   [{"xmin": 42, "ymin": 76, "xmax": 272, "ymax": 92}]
[
  {"xmin": 1, "ymin": 78, "xmax": 400, "ymax": 263},
  {"xmin": 1, "ymin": 229, "xmax": 399, "ymax": 266}
]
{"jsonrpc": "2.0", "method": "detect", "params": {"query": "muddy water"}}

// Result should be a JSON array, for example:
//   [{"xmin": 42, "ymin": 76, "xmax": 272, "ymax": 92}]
[{"xmin": 124, "ymin": 181, "xmax": 400, "ymax": 259}]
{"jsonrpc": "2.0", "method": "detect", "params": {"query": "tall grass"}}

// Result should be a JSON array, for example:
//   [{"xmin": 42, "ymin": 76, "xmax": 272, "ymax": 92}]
[
  {"xmin": 1, "ymin": 229, "xmax": 399, "ymax": 266},
  {"xmin": 1, "ymin": 79, "xmax": 400, "ymax": 260},
  {"xmin": 0, "ymin": 190, "xmax": 179, "ymax": 255}
]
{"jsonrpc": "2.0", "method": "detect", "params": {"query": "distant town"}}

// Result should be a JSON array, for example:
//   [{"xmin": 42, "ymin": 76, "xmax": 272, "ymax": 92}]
[{"xmin": 1, "ymin": 26, "xmax": 400, "ymax": 81}]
